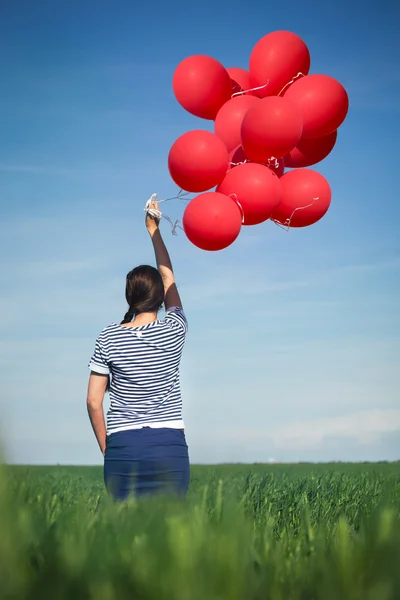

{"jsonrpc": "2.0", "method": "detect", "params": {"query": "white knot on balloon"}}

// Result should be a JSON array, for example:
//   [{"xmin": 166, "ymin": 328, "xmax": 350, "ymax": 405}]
[
  {"xmin": 267, "ymin": 157, "xmax": 280, "ymax": 170},
  {"xmin": 229, "ymin": 158, "xmax": 249, "ymax": 167}
]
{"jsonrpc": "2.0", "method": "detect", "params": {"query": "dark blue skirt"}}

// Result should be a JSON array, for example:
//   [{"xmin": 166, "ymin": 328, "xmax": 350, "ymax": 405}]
[{"xmin": 104, "ymin": 427, "xmax": 190, "ymax": 501}]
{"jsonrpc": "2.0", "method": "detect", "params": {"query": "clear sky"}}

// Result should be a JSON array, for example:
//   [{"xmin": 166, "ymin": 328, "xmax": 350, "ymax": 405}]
[{"xmin": 0, "ymin": 0, "xmax": 399, "ymax": 465}]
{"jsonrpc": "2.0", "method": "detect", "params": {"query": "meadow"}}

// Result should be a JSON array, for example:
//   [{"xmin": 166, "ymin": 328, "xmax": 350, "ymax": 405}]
[{"xmin": 1, "ymin": 462, "xmax": 400, "ymax": 600}]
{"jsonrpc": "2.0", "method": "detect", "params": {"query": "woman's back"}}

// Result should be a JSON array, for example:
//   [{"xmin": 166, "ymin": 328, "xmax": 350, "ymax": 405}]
[{"xmin": 90, "ymin": 307, "xmax": 188, "ymax": 434}]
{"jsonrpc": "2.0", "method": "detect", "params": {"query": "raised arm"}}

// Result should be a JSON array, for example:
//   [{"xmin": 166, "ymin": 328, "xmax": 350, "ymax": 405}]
[{"xmin": 146, "ymin": 200, "xmax": 182, "ymax": 310}]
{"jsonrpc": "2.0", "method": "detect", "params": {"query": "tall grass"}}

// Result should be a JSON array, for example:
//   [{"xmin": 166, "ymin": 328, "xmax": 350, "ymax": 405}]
[{"xmin": 1, "ymin": 463, "xmax": 399, "ymax": 599}]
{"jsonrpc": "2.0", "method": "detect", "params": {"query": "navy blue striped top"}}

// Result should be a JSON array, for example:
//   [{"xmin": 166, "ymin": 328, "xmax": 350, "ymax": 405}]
[{"xmin": 88, "ymin": 307, "xmax": 187, "ymax": 435}]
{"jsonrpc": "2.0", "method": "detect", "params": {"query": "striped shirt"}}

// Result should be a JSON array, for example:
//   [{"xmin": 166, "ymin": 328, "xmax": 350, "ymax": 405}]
[{"xmin": 88, "ymin": 307, "xmax": 187, "ymax": 435}]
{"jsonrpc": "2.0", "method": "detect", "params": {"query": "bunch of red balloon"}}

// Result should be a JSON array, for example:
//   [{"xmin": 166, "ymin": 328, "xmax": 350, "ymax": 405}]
[{"xmin": 168, "ymin": 30, "xmax": 349, "ymax": 251}]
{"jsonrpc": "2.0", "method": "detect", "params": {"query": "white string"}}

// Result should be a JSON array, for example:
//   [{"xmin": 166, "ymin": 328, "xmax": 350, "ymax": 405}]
[
  {"xmin": 144, "ymin": 190, "xmax": 319, "ymax": 236},
  {"xmin": 158, "ymin": 189, "xmax": 192, "ymax": 204},
  {"xmin": 144, "ymin": 191, "xmax": 191, "ymax": 236},
  {"xmin": 230, "ymin": 156, "xmax": 280, "ymax": 170},
  {"xmin": 277, "ymin": 72, "xmax": 305, "ymax": 97},
  {"xmin": 228, "ymin": 193, "xmax": 245, "ymax": 224},
  {"xmin": 271, "ymin": 197, "xmax": 319, "ymax": 231},
  {"xmin": 162, "ymin": 215, "xmax": 184, "ymax": 236},
  {"xmin": 231, "ymin": 80, "xmax": 269, "ymax": 98},
  {"xmin": 230, "ymin": 71, "xmax": 305, "ymax": 99},
  {"xmin": 229, "ymin": 158, "xmax": 249, "ymax": 167},
  {"xmin": 144, "ymin": 188, "xmax": 247, "ymax": 236}
]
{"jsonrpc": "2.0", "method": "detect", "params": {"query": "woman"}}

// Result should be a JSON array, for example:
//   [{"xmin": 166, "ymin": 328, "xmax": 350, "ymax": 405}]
[{"xmin": 86, "ymin": 200, "xmax": 190, "ymax": 500}]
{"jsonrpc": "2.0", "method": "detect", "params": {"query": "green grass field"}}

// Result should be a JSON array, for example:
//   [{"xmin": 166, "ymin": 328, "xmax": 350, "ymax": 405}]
[{"xmin": 1, "ymin": 462, "xmax": 400, "ymax": 599}]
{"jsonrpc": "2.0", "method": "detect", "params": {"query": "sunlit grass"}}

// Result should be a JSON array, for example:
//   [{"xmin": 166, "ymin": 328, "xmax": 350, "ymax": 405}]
[{"xmin": 1, "ymin": 462, "xmax": 399, "ymax": 599}]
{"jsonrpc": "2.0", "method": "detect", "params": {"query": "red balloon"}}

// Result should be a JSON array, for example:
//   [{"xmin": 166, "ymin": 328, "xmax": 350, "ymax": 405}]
[
  {"xmin": 183, "ymin": 192, "xmax": 242, "ymax": 251},
  {"xmin": 249, "ymin": 30, "xmax": 310, "ymax": 98},
  {"xmin": 284, "ymin": 74, "xmax": 349, "ymax": 139},
  {"xmin": 217, "ymin": 163, "xmax": 281, "ymax": 226},
  {"xmin": 214, "ymin": 96, "xmax": 259, "ymax": 152},
  {"xmin": 227, "ymin": 67, "xmax": 258, "ymax": 96},
  {"xmin": 284, "ymin": 130, "xmax": 337, "ymax": 168},
  {"xmin": 241, "ymin": 96, "xmax": 303, "ymax": 161},
  {"xmin": 271, "ymin": 169, "xmax": 331, "ymax": 228},
  {"xmin": 173, "ymin": 55, "xmax": 232, "ymax": 120},
  {"xmin": 229, "ymin": 145, "xmax": 285, "ymax": 177},
  {"xmin": 168, "ymin": 130, "xmax": 229, "ymax": 193}
]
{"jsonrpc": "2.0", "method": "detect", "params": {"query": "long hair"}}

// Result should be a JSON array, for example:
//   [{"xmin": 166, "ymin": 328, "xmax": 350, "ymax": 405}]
[{"xmin": 121, "ymin": 265, "xmax": 164, "ymax": 324}]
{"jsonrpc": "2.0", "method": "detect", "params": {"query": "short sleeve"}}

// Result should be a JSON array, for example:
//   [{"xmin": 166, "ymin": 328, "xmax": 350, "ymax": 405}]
[
  {"xmin": 88, "ymin": 335, "xmax": 110, "ymax": 375},
  {"xmin": 164, "ymin": 306, "xmax": 188, "ymax": 334}
]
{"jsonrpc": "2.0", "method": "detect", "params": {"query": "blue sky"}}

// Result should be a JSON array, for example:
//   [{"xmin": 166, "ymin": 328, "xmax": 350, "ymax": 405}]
[{"xmin": 0, "ymin": 0, "xmax": 399, "ymax": 465}]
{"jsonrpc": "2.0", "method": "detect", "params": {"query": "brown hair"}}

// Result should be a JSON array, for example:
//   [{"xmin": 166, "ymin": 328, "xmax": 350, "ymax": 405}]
[{"xmin": 121, "ymin": 265, "xmax": 164, "ymax": 324}]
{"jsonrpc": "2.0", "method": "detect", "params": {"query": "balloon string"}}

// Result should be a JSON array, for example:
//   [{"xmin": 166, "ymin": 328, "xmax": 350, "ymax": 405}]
[
  {"xmin": 154, "ymin": 189, "xmax": 192, "ymax": 204},
  {"xmin": 145, "ymin": 191, "xmax": 320, "ymax": 236},
  {"xmin": 228, "ymin": 193, "xmax": 245, "ymax": 224},
  {"xmin": 144, "ymin": 192, "xmax": 191, "ymax": 236},
  {"xmin": 162, "ymin": 215, "xmax": 185, "ymax": 236},
  {"xmin": 230, "ymin": 156, "xmax": 280, "ymax": 170},
  {"xmin": 277, "ymin": 72, "xmax": 305, "ymax": 97},
  {"xmin": 231, "ymin": 79, "xmax": 269, "ymax": 98},
  {"xmin": 229, "ymin": 159, "xmax": 248, "ymax": 167},
  {"xmin": 230, "ymin": 71, "xmax": 305, "ymax": 99},
  {"xmin": 271, "ymin": 197, "xmax": 320, "ymax": 231}
]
